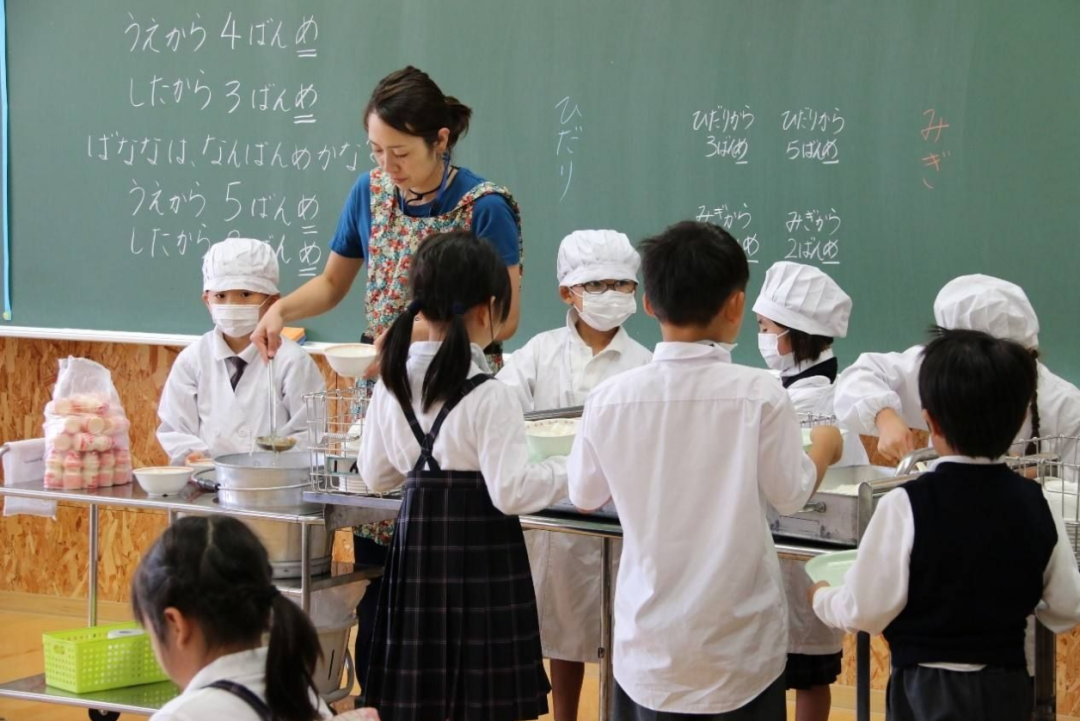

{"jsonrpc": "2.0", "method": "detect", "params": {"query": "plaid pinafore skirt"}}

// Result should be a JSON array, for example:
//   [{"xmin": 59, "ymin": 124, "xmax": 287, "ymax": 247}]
[{"xmin": 364, "ymin": 375, "xmax": 550, "ymax": 721}]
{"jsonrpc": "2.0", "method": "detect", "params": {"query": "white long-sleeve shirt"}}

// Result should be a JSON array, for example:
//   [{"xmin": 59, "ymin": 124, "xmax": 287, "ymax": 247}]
[
  {"xmin": 834, "ymin": 349, "xmax": 1080, "ymax": 465},
  {"xmin": 152, "ymin": 647, "xmax": 332, "ymax": 721},
  {"xmin": 156, "ymin": 329, "xmax": 325, "ymax": 464},
  {"xmin": 568, "ymin": 341, "xmax": 819, "ymax": 714},
  {"xmin": 359, "ymin": 342, "xmax": 568, "ymax": 516},
  {"xmin": 814, "ymin": 457, "xmax": 1080, "ymax": 643}
]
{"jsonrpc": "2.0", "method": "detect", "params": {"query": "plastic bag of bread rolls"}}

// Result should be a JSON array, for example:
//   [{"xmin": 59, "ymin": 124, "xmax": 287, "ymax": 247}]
[{"xmin": 42, "ymin": 357, "xmax": 134, "ymax": 490}]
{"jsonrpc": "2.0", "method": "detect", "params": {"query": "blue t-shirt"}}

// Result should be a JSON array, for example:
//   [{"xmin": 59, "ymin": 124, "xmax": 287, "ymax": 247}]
[{"xmin": 329, "ymin": 167, "xmax": 521, "ymax": 266}]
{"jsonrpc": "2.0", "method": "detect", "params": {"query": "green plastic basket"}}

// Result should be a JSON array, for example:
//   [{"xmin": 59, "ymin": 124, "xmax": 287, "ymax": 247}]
[{"xmin": 43, "ymin": 622, "xmax": 169, "ymax": 693}]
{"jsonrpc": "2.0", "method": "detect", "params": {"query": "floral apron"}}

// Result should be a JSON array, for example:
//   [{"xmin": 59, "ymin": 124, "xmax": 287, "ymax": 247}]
[{"xmin": 356, "ymin": 167, "xmax": 523, "ymax": 545}]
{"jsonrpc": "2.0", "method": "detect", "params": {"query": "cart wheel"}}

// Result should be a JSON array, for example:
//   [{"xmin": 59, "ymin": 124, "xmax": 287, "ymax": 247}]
[{"xmin": 88, "ymin": 710, "xmax": 120, "ymax": 721}]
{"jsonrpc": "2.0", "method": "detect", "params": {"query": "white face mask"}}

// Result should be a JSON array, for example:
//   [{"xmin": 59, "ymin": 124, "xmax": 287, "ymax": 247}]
[
  {"xmin": 575, "ymin": 290, "xmax": 637, "ymax": 332},
  {"xmin": 211, "ymin": 302, "xmax": 264, "ymax": 338},
  {"xmin": 758, "ymin": 331, "xmax": 795, "ymax": 372}
]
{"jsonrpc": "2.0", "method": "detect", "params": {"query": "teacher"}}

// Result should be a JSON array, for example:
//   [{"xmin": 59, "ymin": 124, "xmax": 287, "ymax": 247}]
[
  {"xmin": 252, "ymin": 65, "xmax": 523, "ymax": 364},
  {"xmin": 251, "ymin": 66, "xmax": 524, "ymax": 700}
]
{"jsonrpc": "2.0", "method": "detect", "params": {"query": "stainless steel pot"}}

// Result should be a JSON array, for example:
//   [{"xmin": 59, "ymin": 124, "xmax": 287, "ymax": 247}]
[
  {"xmin": 244, "ymin": 518, "xmax": 332, "ymax": 579},
  {"xmin": 198, "ymin": 452, "xmax": 318, "ymax": 513},
  {"xmin": 175, "ymin": 511, "xmax": 333, "ymax": 580}
]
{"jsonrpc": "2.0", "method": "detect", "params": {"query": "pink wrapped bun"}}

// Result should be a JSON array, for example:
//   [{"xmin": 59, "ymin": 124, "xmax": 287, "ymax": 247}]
[
  {"xmin": 113, "ymin": 466, "xmax": 132, "ymax": 486},
  {"xmin": 82, "ymin": 452, "xmax": 100, "ymax": 471},
  {"xmin": 105, "ymin": 416, "xmax": 130, "ymax": 436},
  {"xmin": 114, "ymin": 449, "xmax": 131, "ymax": 466},
  {"xmin": 96, "ymin": 470, "xmax": 113, "ymax": 488},
  {"xmin": 63, "ymin": 452, "xmax": 83, "ymax": 471},
  {"xmin": 83, "ymin": 470, "xmax": 99, "ymax": 490},
  {"xmin": 73, "ymin": 395, "xmax": 108, "ymax": 415},
  {"xmin": 52, "ymin": 399, "xmax": 74, "ymax": 416},
  {"xmin": 99, "ymin": 451, "xmax": 116, "ymax": 469},
  {"xmin": 93, "ymin": 436, "xmax": 114, "ymax": 452},
  {"xmin": 51, "ymin": 433, "xmax": 73, "ymax": 452},
  {"xmin": 62, "ymin": 416, "xmax": 83, "ymax": 434},
  {"xmin": 63, "ymin": 470, "xmax": 83, "ymax": 490},
  {"xmin": 44, "ymin": 469, "xmax": 62, "ymax": 489},
  {"xmin": 83, "ymin": 416, "xmax": 106, "ymax": 434}
]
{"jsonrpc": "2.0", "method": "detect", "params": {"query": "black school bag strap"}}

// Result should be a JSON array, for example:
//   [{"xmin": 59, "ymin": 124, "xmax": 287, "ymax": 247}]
[
  {"xmin": 203, "ymin": 680, "xmax": 274, "ymax": 721},
  {"xmin": 409, "ymin": 374, "xmax": 493, "ymax": 473}
]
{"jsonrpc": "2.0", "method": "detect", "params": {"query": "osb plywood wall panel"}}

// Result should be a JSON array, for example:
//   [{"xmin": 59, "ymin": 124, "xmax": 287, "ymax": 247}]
[{"xmin": 0, "ymin": 505, "xmax": 167, "ymax": 601}]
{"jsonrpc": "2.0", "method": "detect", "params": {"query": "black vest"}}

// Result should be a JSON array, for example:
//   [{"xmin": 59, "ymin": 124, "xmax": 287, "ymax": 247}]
[
  {"xmin": 781, "ymin": 357, "xmax": 838, "ymax": 389},
  {"xmin": 884, "ymin": 463, "xmax": 1057, "ymax": 668}
]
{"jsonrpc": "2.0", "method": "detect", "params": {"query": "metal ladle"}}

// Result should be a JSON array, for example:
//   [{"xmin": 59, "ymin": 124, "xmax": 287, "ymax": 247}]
[{"xmin": 256, "ymin": 356, "xmax": 296, "ymax": 452}]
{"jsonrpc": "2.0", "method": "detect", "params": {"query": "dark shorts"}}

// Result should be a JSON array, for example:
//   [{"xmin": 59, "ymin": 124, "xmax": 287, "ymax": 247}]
[
  {"xmin": 887, "ymin": 665, "xmax": 1033, "ymax": 721},
  {"xmin": 785, "ymin": 651, "xmax": 843, "ymax": 690},
  {"xmin": 613, "ymin": 674, "xmax": 785, "ymax": 721}
]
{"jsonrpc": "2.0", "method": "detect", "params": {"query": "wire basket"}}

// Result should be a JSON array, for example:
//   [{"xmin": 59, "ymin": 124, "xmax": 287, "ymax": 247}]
[
  {"xmin": 798, "ymin": 412, "xmax": 837, "ymax": 428},
  {"xmin": 1010, "ymin": 435, "xmax": 1080, "ymax": 568},
  {"xmin": 306, "ymin": 386, "xmax": 377, "ymax": 496}
]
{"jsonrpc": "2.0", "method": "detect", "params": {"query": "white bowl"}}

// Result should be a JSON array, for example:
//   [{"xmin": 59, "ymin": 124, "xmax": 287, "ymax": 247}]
[
  {"xmin": 323, "ymin": 344, "xmax": 378, "ymax": 378},
  {"xmin": 525, "ymin": 419, "xmax": 580, "ymax": 460},
  {"xmin": 135, "ymin": 466, "xmax": 193, "ymax": 496}
]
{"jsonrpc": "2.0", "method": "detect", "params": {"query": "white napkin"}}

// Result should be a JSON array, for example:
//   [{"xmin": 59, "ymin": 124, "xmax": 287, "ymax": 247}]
[{"xmin": 2, "ymin": 438, "xmax": 57, "ymax": 518}]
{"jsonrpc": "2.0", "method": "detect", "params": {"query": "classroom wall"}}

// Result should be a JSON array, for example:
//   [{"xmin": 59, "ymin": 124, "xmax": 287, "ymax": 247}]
[{"xmin": 2, "ymin": 336, "xmax": 1080, "ymax": 710}]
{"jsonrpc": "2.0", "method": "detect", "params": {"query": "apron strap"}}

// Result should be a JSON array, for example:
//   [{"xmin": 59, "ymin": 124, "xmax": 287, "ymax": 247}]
[
  {"xmin": 410, "ymin": 374, "xmax": 493, "ymax": 473},
  {"xmin": 203, "ymin": 680, "xmax": 274, "ymax": 721}
]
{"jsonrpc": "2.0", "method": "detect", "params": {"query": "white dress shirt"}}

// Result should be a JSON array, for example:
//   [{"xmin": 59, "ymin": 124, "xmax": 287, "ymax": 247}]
[
  {"xmin": 152, "ymin": 647, "xmax": 332, "ymax": 721},
  {"xmin": 157, "ymin": 329, "xmax": 325, "ymax": 464},
  {"xmin": 359, "ymin": 342, "xmax": 568, "ymax": 516},
  {"xmin": 568, "ymin": 341, "xmax": 819, "ymax": 714},
  {"xmin": 813, "ymin": 456, "xmax": 1080, "ymax": 672}
]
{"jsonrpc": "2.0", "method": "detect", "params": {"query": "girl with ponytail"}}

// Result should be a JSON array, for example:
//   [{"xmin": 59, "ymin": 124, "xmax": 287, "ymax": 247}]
[
  {"xmin": 132, "ymin": 516, "xmax": 330, "ymax": 721},
  {"xmin": 359, "ymin": 230, "xmax": 567, "ymax": 721}
]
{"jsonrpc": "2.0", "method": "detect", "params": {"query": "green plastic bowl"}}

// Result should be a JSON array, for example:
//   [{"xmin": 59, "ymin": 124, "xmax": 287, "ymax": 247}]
[
  {"xmin": 805, "ymin": 549, "xmax": 858, "ymax": 587},
  {"xmin": 525, "ymin": 419, "xmax": 579, "ymax": 460}
]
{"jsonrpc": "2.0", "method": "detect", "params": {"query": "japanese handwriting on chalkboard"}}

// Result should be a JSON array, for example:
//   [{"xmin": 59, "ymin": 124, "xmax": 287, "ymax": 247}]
[
  {"xmin": 920, "ymin": 109, "xmax": 951, "ymax": 190},
  {"xmin": 556, "ymin": 97, "xmax": 583, "ymax": 202}
]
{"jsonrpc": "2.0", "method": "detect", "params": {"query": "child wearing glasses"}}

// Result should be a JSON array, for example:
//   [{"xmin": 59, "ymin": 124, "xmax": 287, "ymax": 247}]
[{"xmin": 498, "ymin": 229, "xmax": 651, "ymax": 721}]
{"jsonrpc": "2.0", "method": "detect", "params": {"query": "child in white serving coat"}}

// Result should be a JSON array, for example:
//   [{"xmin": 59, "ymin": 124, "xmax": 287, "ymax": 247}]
[
  {"xmin": 752, "ymin": 261, "xmax": 867, "ymax": 721},
  {"xmin": 834, "ymin": 274, "xmax": 1080, "ymax": 466},
  {"xmin": 157, "ymin": 238, "xmax": 325, "ymax": 464},
  {"xmin": 498, "ymin": 229, "xmax": 651, "ymax": 721}
]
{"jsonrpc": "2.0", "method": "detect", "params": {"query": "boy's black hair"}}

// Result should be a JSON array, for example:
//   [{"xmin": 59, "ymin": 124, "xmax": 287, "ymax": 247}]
[
  {"xmin": 919, "ymin": 327, "xmax": 1037, "ymax": 458},
  {"xmin": 638, "ymin": 221, "xmax": 749, "ymax": 327}
]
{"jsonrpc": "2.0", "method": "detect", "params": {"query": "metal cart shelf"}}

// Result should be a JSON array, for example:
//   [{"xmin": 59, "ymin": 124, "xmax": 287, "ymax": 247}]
[{"xmin": 0, "ymin": 480, "xmax": 378, "ymax": 719}]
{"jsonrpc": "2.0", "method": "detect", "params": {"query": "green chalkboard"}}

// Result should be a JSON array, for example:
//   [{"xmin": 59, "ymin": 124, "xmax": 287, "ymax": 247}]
[{"xmin": 3, "ymin": 1, "xmax": 1080, "ymax": 382}]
